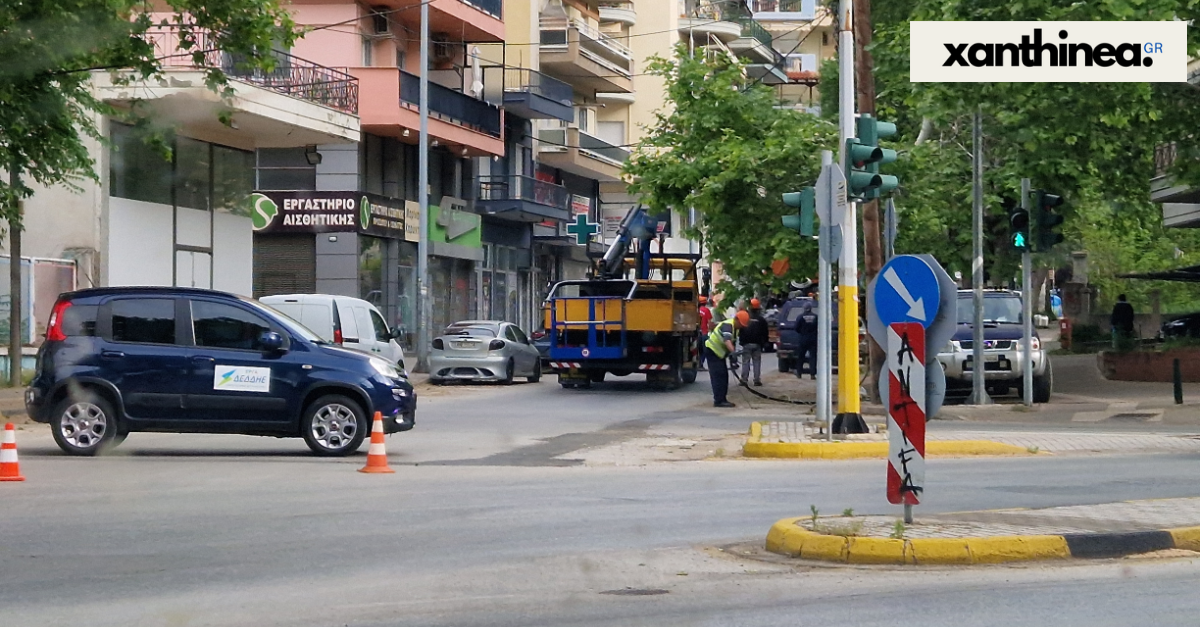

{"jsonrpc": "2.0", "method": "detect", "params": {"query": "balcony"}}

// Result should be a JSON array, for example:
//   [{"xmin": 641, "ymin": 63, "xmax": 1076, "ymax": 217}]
[
  {"xmin": 460, "ymin": 0, "xmax": 502, "ymax": 19},
  {"xmin": 729, "ymin": 18, "xmax": 779, "ymax": 64},
  {"xmin": 599, "ymin": 1, "xmax": 637, "ymax": 26},
  {"xmin": 539, "ymin": 17, "xmax": 634, "ymax": 94},
  {"xmin": 679, "ymin": 0, "xmax": 743, "ymax": 43},
  {"xmin": 1150, "ymin": 143, "xmax": 1200, "ymax": 227},
  {"xmin": 476, "ymin": 175, "xmax": 571, "ymax": 222},
  {"xmin": 148, "ymin": 27, "xmax": 358, "ymax": 114},
  {"xmin": 482, "ymin": 67, "xmax": 574, "ymax": 122},
  {"xmin": 351, "ymin": 67, "xmax": 503, "ymax": 156},
  {"xmin": 750, "ymin": 0, "xmax": 817, "ymax": 21},
  {"xmin": 366, "ymin": 0, "xmax": 503, "ymax": 42},
  {"xmin": 537, "ymin": 127, "xmax": 629, "ymax": 181}
]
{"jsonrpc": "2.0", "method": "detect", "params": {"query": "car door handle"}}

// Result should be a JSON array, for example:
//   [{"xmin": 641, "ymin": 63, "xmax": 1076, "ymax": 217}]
[
  {"xmin": 191, "ymin": 356, "xmax": 215, "ymax": 364},
  {"xmin": 344, "ymin": 337, "xmax": 360, "ymax": 344},
  {"xmin": 100, "ymin": 350, "xmax": 125, "ymax": 360}
]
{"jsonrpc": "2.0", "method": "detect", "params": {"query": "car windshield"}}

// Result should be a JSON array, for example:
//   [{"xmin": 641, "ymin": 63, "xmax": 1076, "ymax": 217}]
[
  {"xmin": 956, "ymin": 296, "xmax": 1023, "ymax": 324},
  {"xmin": 444, "ymin": 325, "xmax": 497, "ymax": 338},
  {"xmin": 248, "ymin": 299, "xmax": 326, "ymax": 343}
]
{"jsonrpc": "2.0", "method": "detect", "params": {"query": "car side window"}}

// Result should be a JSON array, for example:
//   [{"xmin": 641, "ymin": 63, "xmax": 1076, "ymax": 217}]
[
  {"xmin": 192, "ymin": 300, "xmax": 273, "ymax": 351},
  {"xmin": 504, "ymin": 326, "xmax": 519, "ymax": 342},
  {"xmin": 369, "ymin": 309, "xmax": 390, "ymax": 341},
  {"xmin": 512, "ymin": 326, "xmax": 529, "ymax": 344},
  {"xmin": 110, "ymin": 299, "xmax": 177, "ymax": 344}
]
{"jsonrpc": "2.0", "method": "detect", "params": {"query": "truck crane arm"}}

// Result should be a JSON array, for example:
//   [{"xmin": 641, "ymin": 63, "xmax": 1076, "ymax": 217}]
[{"xmin": 599, "ymin": 205, "xmax": 658, "ymax": 280}]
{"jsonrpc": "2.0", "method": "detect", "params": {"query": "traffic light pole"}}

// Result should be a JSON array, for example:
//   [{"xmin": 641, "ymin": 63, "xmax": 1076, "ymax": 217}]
[
  {"xmin": 1021, "ymin": 177, "xmax": 1033, "ymax": 407},
  {"xmin": 835, "ymin": 0, "xmax": 863, "ymax": 430}
]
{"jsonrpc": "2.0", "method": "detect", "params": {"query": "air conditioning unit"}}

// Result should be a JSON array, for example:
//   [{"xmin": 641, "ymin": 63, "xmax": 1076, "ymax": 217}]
[{"xmin": 371, "ymin": 6, "xmax": 390, "ymax": 35}]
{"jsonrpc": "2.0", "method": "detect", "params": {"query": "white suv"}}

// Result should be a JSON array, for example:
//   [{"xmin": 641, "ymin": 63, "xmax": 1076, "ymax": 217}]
[{"xmin": 935, "ymin": 290, "xmax": 1052, "ymax": 402}]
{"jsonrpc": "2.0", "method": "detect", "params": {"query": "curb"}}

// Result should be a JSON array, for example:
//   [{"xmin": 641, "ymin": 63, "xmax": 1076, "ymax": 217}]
[
  {"xmin": 765, "ymin": 517, "xmax": 1200, "ymax": 565},
  {"xmin": 743, "ymin": 422, "xmax": 1030, "ymax": 459}
]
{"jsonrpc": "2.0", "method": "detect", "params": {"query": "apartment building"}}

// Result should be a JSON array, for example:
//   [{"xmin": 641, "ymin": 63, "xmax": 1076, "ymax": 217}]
[{"xmin": 750, "ymin": 0, "xmax": 834, "ymax": 115}]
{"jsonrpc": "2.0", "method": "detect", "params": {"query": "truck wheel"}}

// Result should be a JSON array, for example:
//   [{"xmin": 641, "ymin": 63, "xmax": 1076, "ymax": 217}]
[
  {"xmin": 681, "ymin": 368, "xmax": 698, "ymax": 384},
  {"xmin": 778, "ymin": 358, "xmax": 791, "ymax": 373},
  {"xmin": 1033, "ymin": 360, "xmax": 1053, "ymax": 403}
]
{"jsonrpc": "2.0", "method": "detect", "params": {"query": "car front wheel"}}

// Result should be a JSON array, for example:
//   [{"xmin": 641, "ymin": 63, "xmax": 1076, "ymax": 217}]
[
  {"xmin": 302, "ymin": 395, "xmax": 368, "ymax": 457},
  {"xmin": 51, "ymin": 392, "xmax": 120, "ymax": 456}
]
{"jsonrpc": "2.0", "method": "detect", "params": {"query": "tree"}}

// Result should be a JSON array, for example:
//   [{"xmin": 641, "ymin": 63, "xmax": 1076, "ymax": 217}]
[
  {"xmin": 0, "ymin": 0, "xmax": 297, "ymax": 382},
  {"xmin": 626, "ymin": 46, "xmax": 839, "ymax": 302}
]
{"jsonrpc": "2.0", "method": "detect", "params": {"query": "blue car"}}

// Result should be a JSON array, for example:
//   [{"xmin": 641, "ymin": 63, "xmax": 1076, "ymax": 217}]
[{"xmin": 25, "ymin": 287, "xmax": 415, "ymax": 457}]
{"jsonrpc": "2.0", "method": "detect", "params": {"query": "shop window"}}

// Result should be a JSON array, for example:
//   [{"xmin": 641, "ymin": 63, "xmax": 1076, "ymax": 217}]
[
  {"xmin": 256, "ymin": 148, "xmax": 316, "ymax": 191},
  {"xmin": 213, "ymin": 146, "xmax": 255, "ymax": 213},
  {"xmin": 359, "ymin": 236, "xmax": 384, "ymax": 308},
  {"xmin": 175, "ymin": 137, "xmax": 211, "ymax": 210},
  {"xmin": 109, "ymin": 123, "xmax": 172, "ymax": 205}
]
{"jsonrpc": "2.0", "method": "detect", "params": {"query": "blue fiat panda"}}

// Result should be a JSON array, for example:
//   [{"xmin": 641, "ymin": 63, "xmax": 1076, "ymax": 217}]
[{"xmin": 25, "ymin": 287, "xmax": 416, "ymax": 456}]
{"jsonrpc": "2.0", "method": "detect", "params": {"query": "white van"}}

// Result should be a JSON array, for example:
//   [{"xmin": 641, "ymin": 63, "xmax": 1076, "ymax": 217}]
[{"xmin": 259, "ymin": 294, "xmax": 406, "ymax": 369}]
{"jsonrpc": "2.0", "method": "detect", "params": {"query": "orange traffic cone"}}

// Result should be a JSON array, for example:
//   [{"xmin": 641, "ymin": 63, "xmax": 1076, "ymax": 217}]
[
  {"xmin": 358, "ymin": 412, "xmax": 395, "ymax": 474},
  {"xmin": 1, "ymin": 422, "xmax": 25, "ymax": 482}
]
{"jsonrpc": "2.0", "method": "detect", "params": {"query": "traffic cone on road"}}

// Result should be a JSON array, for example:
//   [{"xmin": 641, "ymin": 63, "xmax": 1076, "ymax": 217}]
[
  {"xmin": 358, "ymin": 412, "xmax": 395, "ymax": 474},
  {"xmin": 1, "ymin": 423, "xmax": 25, "ymax": 482}
]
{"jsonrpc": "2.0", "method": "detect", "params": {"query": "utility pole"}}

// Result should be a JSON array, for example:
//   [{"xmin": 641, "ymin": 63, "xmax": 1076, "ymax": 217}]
[
  {"xmin": 835, "ymin": 0, "xmax": 864, "ymax": 432},
  {"xmin": 8, "ymin": 168, "xmax": 20, "ymax": 387},
  {"xmin": 968, "ymin": 108, "xmax": 990, "ymax": 405},
  {"xmin": 818, "ymin": 150, "xmax": 833, "ymax": 439},
  {"xmin": 1021, "ymin": 177, "xmax": 1033, "ymax": 407},
  {"xmin": 853, "ymin": 0, "xmax": 885, "ymax": 405},
  {"xmin": 416, "ymin": 0, "xmax": 431, "ymax": 373}
]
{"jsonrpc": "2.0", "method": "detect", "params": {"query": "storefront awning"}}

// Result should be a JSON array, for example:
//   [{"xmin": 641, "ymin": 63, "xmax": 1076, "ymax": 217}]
[{"xmin": 1119, "ymin": 264, "xmax": 1200, "ymax": 282}]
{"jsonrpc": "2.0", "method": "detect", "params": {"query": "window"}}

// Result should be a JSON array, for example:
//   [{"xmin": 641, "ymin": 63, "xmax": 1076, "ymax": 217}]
[
  {"xmin": 504, "ymin": 326, "xmax": 519, "ymax": 342},
  {"xmin": 213, "ymin": 146, "xmax": 255, "ymax": 214},
  {"xmin": 175, "ymin": 137, "xmax": 211, "ymax": 210},
  {"xmin": 61, "ymin": 304, "xmax": 98, "ymax": 337},
  {"xmin": 109, "ymin": 123, "xmax": 172, "ymax": 205},
  {"xmin": 362, "ymin": 37, "xmax": 373, "ymax": 66},
  {"xmin": 370, "ymin": 310, "xmax": 391, "ymax": 341},
  {"xmin": 192, "ymin": 301, "xmax": 273, "ymax": 351},
  {"xmin": 256, "ymin": 148, "xmax": 316, "ymax": 191},
  {"xmin": 596, "ymin": 121, "xmax": 625, "ymax": 147},
  {"xmin": 111, "ymin": 299, "xmax": 177, "ymax": 344},
  {"xmin": 957, "ymin": 296, "xmax": 1023, "ymax": 324},
  {"xmin": 511, "ymin": 326, "xmax": 528, "ymax": 344}
]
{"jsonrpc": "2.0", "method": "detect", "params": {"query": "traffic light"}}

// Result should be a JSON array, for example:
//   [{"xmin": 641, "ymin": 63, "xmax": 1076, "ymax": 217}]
[
  {"xmin": 846, "ymin": 114, "xmax": 898, "ymax": 200},
  {"xmin": 1033, "ymin": 190, "xmax": 1065, "ymax": 252},
  {"xmin": 782, "ymin": 187, "xmax": 816, "ymax": 236},
  {"xmin": 1004, "ymin": 196, "xmax": 1029, "ymax": 251}
]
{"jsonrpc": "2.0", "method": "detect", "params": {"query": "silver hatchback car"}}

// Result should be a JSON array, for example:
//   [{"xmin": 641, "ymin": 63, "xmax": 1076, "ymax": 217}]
[{"xmin": 429, "ymin": 320, "xmax": 542, "ymax": 384}]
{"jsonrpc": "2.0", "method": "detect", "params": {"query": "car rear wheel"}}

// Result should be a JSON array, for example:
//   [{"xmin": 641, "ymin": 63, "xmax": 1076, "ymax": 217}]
[
  {"xmin": 302, "ymin": 395, "xmax": 367, "ymax": 457},
  {"xmin": 51, "ymin": 392, "xmax": 120, "ymax": 456},
  {"xmin": 503, "ymin": 359, "xmax": 515, "ymax": 385},
  {"xmin": 778, "ymin": 358, "xmax": 791, "ymax": 373},
  {"xmin": 528, "ymin": 360, "xmax": 541, "ymax": 383}
]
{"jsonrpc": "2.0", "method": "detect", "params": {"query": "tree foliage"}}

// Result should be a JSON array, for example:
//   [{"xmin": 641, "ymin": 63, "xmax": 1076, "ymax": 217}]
[
  {"xmin": 626, "ymin": 46, "xmax": 838, "ymax": 301},
  {"xmin": 0, "ymin": 0, "xmax": 297, "ymax": 222},
  {"xmin": 852, "ymin": 0, "xmax": 1200, "ymax": 313}
]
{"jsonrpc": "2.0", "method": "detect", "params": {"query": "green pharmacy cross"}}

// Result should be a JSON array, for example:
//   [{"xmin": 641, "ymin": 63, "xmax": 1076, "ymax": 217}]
[{"xmin": 566, "ymin": 213, "xmax": 600, "ymax": 245}]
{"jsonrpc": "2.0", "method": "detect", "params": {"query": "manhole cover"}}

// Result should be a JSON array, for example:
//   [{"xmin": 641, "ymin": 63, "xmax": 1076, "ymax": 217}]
[
  {"xmin": 1109, "ymin": 413, "xmax": 1158, "ymax": 421},
  {"xmin": 599, "ymin": 588, "xmax": 670, "ymax": 596}
]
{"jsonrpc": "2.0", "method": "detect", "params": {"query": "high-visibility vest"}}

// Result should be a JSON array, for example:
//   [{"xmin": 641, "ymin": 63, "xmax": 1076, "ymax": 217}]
[{"xmin": 705, "ymin": 319, "xmax": 737, "ymax": 358}]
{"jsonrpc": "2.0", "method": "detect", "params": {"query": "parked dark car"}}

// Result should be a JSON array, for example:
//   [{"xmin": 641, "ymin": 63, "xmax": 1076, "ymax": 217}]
[
  {"xmin": 1160, "ymin": 312, "xmax": 1200, "ymax": 339},
  {"xmin": 25, "ymin": 287, "xmax": 416, "ymax": 457},
  {"xmin": 777, "ymin": 297, "xmax": 838, "ymax": 374}
]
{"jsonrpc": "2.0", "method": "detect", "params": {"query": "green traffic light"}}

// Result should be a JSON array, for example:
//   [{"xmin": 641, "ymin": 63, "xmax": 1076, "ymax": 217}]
[{"xmin": 1013, "ymin": 232, "xmax": 1027, "ymax": 249}]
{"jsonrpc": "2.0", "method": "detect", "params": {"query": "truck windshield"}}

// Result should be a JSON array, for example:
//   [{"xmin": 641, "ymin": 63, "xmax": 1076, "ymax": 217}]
[{"xmin": 956, "ymin": 296, "xmax": 1022, "ymax": 324}]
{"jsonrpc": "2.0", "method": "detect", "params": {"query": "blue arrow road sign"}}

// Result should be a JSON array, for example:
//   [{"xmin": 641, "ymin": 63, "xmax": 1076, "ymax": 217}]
[{"xmin": 873, "ymin": 255, "xmax": 941, "ymax": 328}]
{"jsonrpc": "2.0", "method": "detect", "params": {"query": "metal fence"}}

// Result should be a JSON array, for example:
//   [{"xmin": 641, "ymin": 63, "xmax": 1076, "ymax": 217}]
[
  {"xmin": 1156, "ymin": 142, "xmax": 1177, "ymax": 177},
  {"xmin": 400, "ymin": 70, "xmax": 502, "ymax": 137},
  {"xmin": 477, "ymin": 175, "xmax": 571, "ymax": 211},
  {"xmin": 147, "ymin": 26, "xmax": 359, "ymax": 115},
  {"xmin": 482, "ymin": 67, "xmax": 574, "ymax": 109}
]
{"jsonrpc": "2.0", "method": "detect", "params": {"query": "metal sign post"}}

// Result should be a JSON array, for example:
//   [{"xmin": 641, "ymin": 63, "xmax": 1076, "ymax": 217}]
[
  {"xmin": 815, "ymin": 152, "xmax": 846, "ymax": 440},
  {"xmin": 1021, "ymin": 177, "xmax": 1034, "ymax": 407},
  {"xmin": 887, "ymin": 322, "xmax": 926, "ymax": 522},
  {"xmin": 968, "ymin": 108, "xmax": 991, "ymax": 405}
]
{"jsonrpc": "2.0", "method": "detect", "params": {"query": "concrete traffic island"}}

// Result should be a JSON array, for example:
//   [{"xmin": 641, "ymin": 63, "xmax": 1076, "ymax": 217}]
[
  {"xmin": 743, "ymin": 421, "xmax": 1031, "ymax": 459},
  {"xmin": 766, "ymin": 498, "xmax": 1200, "ymax": 565}
]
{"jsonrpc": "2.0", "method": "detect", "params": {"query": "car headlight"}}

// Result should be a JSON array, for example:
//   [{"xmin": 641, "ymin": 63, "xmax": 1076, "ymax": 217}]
[{"xmin": 370, "ymin": 357, "xmax": 402, "ymax": 380}]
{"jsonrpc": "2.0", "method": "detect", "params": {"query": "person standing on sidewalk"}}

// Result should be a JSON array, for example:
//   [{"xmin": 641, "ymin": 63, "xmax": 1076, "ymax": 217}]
[
  {"xmin": 796, "ymin": 302, "xmax": 818, "ymax": 380},
  {"xmin": 705, "ymin": 310, "xmax": 748, "ymax": 408},
  {"xmin": 1111, "ymin": 294, "xmax": 1136, "ymax": 348},
  {"xmin": 697, "ymin": 295, "xmax": 713, "ymax": 371},
  {"xmin": 739, "ymin": 299, "xmax": 768, "ymax": 387}
]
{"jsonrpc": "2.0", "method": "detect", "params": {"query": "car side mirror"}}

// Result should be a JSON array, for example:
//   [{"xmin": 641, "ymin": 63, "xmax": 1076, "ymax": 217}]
[{"xmin": 259, "ymin": 331, "xmax": 286, "ymax": 353}]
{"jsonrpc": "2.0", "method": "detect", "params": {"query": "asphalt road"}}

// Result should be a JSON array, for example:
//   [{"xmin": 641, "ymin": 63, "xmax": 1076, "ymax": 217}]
[{"xmin": 6, "ymin": 373, "xmax": 1200, "ymax": 626}]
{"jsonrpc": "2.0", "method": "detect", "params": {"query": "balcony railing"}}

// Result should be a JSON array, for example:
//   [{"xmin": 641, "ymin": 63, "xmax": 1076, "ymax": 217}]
[
  {"xmin": 484, "ymin": 67, "xmax": 573, "ymax": 107},
  {"xmin": 1156, "ymin": 142, "xmax": 1178, "ymax": 177},
  {"xmin": 738, "ymin": 17, "xmax": 774, "ymax": 48},
  {"xmin": 751, "ymin": 0, "xmax": 809, "ymax": 12},
  {"xmin": 399, "ymin": 70, "xmax": 501, "ymax": 137},
  {"xmin": 680, "ymin": 0, "xmax": 745, "ymax": 20},
  {"xmin": 539, "ymin": 128, "xmax": 630, "ymax": 165},
  {"xmin": 146, "ymin": 26, "xmax": 358, "ymax": 114},
  {"xmin": 460, "ymin": 0, "xmax": 502, "ymax": 18},
  {"xmin": 540, "ymin": 17, "xmax": 634, "ymax": 76},
  {"xmin": 477, "ymin": 175, "xmax": 570, "ymax": 211}
]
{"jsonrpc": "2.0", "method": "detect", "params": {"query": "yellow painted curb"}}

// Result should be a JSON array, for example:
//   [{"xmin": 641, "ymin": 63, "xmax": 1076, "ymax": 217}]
[
  {"xmin": 765, "ymin": 518, "xmax": 1070, "ymax": 565},
  {"xmin": 1167, "ymin": 525, "xmax": 1200, "ymax": 551},
  {"xmin": 744, "ymin": 422, "xmax": 1030, "ymax": 459}
]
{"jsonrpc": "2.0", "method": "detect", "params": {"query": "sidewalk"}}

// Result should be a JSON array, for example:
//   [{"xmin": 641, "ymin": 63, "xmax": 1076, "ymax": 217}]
[{"xmin": 766, "ymin": 497, "xmax": 1200, "ymax": 564}]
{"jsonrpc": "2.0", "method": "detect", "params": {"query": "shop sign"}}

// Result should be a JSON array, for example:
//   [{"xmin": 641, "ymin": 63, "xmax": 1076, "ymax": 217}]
[
  {"xmin": 429, "ymin": 196, "xmax": 483, "ymax": 262},
  {"xmin": 247, "ymin": 191, "xmax": 406, "ymax": 239},
  {"xmin": 404, "ymin": 200, "xmax": 420, "ymax": 243},
  {"xmin": 571, "ymin": 194, "xmax": 591, "ymax": 216}
]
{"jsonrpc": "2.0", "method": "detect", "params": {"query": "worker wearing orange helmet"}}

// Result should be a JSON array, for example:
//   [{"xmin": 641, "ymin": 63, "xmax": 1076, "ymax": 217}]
[
  {"xmin": 705, "ymin": 309, "xmax": 749, "ymax": 407},
  {"xmin": 697, "ymin": 295, "xmax": 713, "ymax": 371}
]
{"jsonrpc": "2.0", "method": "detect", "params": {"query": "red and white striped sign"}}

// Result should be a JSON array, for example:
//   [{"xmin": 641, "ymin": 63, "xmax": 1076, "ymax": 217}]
[
  {"xmin": 887, "ymin": 322, "xmax": 925, "ymax": 505},
  {"xmin": 636, "ymin": 364, "xmax": 671, "ymax": 371}
]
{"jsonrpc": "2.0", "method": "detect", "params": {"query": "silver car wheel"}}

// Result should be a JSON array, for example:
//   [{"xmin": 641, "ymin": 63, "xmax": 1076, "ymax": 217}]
[
  {"xmin": 60, "ymin": 402, "xmax": 108, "ymax": 449},
  {"xmin": 310, "ymin": 403, "xmax": 358, "ymax": 451}
]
